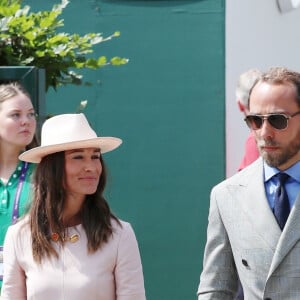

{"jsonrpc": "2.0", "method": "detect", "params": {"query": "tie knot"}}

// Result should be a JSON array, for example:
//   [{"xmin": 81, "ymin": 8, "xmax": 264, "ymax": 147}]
[{"xmin": 276, "ymin": 172, "xmax": 290, "ymax": 185}]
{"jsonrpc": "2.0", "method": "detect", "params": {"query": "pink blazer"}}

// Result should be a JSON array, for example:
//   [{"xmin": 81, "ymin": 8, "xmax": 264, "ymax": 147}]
[{"xmin": 1, "ymin": 218, "xmax": 146, "ymax": 300}]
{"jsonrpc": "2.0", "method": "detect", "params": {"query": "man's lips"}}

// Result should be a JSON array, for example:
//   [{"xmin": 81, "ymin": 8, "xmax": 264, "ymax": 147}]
[{"xmin": 260, "ymin": 145, "xmax": 279, "ymax": 152}]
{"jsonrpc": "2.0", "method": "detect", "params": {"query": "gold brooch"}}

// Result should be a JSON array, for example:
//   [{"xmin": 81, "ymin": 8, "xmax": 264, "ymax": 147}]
[
  {"xmin": 51, "ymin": 232, "xmax": 60, "ymax": 242},
  {"xmin": 69, "ymin": 234, "xmax": 79, "ymax": 243},
  {"xmin": 51, "ymin": 232, "xmax": 79, "ymax": 243}
]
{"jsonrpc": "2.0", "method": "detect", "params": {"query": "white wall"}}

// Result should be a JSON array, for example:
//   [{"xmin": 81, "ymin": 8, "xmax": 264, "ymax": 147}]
[{"xmin": 226, "ymin": 0, "xmax": 300, "ymax": 177}]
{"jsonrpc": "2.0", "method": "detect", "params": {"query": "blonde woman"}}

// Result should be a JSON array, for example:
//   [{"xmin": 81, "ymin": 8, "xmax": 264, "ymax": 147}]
[{"xmin": 0, "ymin": 82, "xmax": 37, "ymax": 290}]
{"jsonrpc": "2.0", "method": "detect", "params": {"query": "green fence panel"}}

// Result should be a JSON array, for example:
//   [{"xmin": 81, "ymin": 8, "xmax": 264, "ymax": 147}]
[{"xmin": 25, "ymin": 1, "xmax": 225, "ymax": 299}]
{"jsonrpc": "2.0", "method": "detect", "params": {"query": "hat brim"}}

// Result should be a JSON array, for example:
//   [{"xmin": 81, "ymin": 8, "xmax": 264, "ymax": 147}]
[{"xmin": 19, "ymin": 137, "xmax": 122, "ymax": 163}]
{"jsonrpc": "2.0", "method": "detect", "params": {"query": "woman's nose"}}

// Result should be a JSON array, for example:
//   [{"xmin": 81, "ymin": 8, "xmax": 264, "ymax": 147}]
[
  {"xmin": 83, "ymin": 161, "xmax": 96, "ymax": 172},
  {"xmin": 20, "ymin": 114, "xmax": 34, "ymax": 124}
]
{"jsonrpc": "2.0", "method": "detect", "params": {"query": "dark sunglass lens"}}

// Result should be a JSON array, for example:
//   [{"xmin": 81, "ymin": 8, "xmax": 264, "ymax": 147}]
[
  {"xmin": 246, "ymin": 115, "xmax": 263, "ymax": 130},
  {"xmin": 268, "ymin": 115, "xmax": 288, "ymax": 130}
]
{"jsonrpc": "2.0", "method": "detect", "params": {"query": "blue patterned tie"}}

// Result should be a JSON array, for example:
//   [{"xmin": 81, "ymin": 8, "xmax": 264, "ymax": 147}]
[{"xmin": 273, "ymin": 173, "xmax": 290, "ymax": 230}]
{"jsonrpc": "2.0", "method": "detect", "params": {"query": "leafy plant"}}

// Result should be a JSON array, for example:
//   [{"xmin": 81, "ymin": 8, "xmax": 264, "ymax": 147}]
[{"xmin": 0, "ymin": 0, "xmax": 128, "ymax": 90}]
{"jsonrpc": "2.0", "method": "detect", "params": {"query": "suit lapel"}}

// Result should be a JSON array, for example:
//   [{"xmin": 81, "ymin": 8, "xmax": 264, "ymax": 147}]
[
  {"xmin": 229, "ymin": 159, "xmax": 300, "ymax": 279},
  {"xmin": 268, "ymin": 192, "xmax": 300, "ymax": 276},
  {"xmin": 228, "ymin": 159, "xmax": 281, "ymax": 251}
]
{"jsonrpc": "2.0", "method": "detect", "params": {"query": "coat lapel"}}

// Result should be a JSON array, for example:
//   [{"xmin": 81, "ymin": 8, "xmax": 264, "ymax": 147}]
[
  {"xmin": 229, "ymin": 159, "xmax": 281, "ymax": 251},
  {"xmin": 229, "ymin": 158, "xmax": 300, "ymax": 280},
  {"xmin": 268, "ymin": 192, "xmax": 300, "ymax": 276}
]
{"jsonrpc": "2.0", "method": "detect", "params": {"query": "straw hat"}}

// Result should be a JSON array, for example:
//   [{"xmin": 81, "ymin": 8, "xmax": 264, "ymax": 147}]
[{"xmin": 19, "ymin": 113, "xmax": 122, "ymax": 163}]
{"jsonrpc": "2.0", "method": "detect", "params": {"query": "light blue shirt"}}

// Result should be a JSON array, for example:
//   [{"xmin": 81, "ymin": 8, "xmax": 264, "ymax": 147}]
[{"xmin": 264, "ymin": 160, "xmax": 300, "ymax": 210}]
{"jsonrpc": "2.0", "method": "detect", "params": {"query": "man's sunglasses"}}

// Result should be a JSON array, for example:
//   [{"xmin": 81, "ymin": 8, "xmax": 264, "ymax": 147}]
[{"xmin": 244, "ymin": 111, "xmax": 300, "ymax": 130}]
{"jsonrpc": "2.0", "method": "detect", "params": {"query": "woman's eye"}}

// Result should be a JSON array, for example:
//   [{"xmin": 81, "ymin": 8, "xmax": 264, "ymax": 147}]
[
  {"xmin": 72, "ymin": 155, "xmax": 83, "ymax": 160},
  {"xmin": 92, "ymin": 155, "xmax": 100, "ymax": 160},
  {"xmin": 28, "ymin": 112, "xmax": 36, "ymax": 119},
  {"xmin": 11, "ymin": 113, "xmax": 20, "ymax": 118}
]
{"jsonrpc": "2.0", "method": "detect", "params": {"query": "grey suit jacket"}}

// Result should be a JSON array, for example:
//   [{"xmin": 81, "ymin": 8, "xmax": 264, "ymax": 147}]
[{"xmin": 197, "ymin": 158, "xmax": 300, "ymax": 299}]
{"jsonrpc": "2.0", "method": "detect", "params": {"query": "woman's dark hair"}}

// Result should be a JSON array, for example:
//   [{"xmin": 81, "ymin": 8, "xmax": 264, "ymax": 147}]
[{"xmin": 29, "ymin": 151, "xmax": 120, "ymax": 263}]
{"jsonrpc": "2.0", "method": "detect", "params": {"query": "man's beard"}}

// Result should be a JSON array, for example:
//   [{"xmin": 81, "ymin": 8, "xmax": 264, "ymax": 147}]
[{"xmin": 257, "ymin": 134, "xmax": 300, "ymax": 168}]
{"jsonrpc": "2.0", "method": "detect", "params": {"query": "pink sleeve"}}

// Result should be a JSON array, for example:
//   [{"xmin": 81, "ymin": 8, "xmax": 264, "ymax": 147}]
[
  {"xmin": 115, "ymin": 222, "xmax": 146, "ymax": 300},
  {"xmin": 1, "ymin": 226, "xmax": 26, "ymax": 300},
  {"xmin": 238, "ymin": 132, "xmax": 259, "ymax": 171}
]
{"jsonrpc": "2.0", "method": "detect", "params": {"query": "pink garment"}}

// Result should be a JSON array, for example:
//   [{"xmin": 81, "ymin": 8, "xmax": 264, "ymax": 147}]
[
  {"xmin": 238, "ymin": 132, "xmax": 259, "ymax": 171},
  {"xmin": 1, "ymin": 218, "xmax": 146, "ymax": 300}
]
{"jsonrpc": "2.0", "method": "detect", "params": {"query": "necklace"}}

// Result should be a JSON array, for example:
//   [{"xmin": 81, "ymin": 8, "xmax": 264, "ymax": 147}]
[{"xmin": 51, "ymin": 232, "xmax": 80, "ymax": 243}]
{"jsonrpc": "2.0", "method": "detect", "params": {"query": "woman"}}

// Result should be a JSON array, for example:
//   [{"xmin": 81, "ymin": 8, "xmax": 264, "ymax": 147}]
[
  {"xmin": 1, "ymin": 113, "xmax": 146, "ymax": 300},
  {"xmin": 0, "ymin": 82, "xmax": 37, "ymax": 288}
]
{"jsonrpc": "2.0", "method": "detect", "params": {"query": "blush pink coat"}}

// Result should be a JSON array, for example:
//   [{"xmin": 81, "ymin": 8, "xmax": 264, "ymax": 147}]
[{"xmin": 1, "ymin": 218, "xmax": 146, "ymax": 300}]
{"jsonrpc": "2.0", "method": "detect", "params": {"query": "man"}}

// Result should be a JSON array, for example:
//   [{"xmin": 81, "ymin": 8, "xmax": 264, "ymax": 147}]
[
  {"xmin": 236, "ymin": 69, "xmax": 261, "ymax": 171},
  {"xmin": 197, "ymin": 67, "xmax": 300, "ymax": 299}
]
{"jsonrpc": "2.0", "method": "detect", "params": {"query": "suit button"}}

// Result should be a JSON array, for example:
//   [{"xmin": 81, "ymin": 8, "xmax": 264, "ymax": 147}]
[{"xmin": 242, "ymin": 259, "xmax": 248, "ymax": 267}]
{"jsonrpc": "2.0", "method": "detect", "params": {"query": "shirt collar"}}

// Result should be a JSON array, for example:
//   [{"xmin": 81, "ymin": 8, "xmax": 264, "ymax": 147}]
[{"xmin": 264, "ymin": 160, "xmax": 300, "ymax": 183}]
